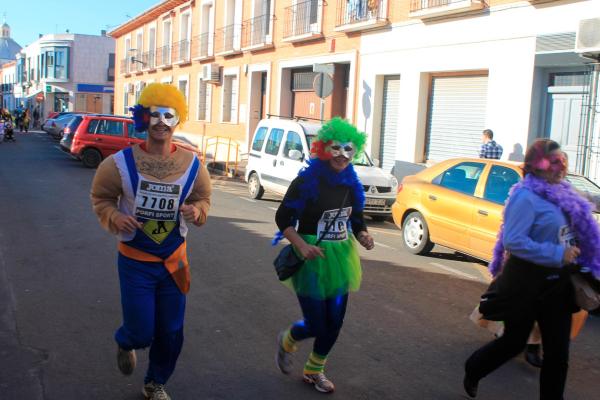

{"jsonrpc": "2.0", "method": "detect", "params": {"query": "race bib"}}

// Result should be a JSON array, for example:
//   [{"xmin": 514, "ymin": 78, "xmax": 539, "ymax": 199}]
[
  {"xmin": 317, "ymin": 207, "xmax": 352, "ymax": 241},
  {"xmin": 134, "ymin": 180, "xmax": 182, "ymax": 221},
  {"xmin": 558, "ymin": 225, "xmax": 577, "ymax": 247}
]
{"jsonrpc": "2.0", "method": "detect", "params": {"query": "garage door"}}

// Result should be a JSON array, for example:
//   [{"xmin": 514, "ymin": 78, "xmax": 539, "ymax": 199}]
[
  {"xmin": 425, "ymin": 75, "xmax": 488, "ymax": 161},
  {"xmin": 379, "ymin": 75, "xmax": 401, "ymax": 172}
]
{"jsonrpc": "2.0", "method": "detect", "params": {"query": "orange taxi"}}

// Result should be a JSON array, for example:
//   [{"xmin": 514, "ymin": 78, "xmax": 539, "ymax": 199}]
[{"xmin": 391, "ymin": 158, "xmax": 600, "ymax": 261}]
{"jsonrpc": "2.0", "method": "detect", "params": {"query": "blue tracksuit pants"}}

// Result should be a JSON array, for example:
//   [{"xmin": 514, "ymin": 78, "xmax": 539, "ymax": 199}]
[{"xmin": 115, "ymin": 254, "xmax": 186, "ymax": 385}]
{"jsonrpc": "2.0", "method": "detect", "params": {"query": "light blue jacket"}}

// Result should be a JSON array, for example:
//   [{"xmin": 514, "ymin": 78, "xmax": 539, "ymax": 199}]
[{"xmin": 503, "ymin": 188, "xmax": 568, "ymax": 268}]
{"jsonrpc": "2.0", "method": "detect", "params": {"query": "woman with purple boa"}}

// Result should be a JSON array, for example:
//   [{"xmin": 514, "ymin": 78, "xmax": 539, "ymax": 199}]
[{"xmin": 463, "ymin": 139, "xmax": 600, "ymax": 400}]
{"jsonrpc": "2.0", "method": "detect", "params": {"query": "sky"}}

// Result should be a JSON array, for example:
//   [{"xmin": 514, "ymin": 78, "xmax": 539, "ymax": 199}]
[{"xmin": 3, "ymin": 0, "xmax": 159, "ymax": 47}]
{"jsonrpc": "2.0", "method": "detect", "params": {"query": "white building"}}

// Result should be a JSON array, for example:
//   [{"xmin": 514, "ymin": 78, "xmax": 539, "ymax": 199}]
[
  {"xmin": 16, "ymin": 32, "xmax": 115, "ymax": 119},
  {"xmin": 358, "ymin": 1, "xmax": 600, "ymax": 182}
]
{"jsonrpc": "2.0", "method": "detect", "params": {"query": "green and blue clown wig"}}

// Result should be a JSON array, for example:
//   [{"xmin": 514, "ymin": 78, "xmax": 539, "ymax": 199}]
[{"xmin": 130, "ymin": 83, "xmax": 188, "ymax": 132}]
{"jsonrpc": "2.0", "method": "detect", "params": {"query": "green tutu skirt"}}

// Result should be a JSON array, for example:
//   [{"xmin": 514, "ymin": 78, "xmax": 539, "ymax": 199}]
[{"xmin": 283, "ymin": 234, "xmax": 362, "ymax": 300}]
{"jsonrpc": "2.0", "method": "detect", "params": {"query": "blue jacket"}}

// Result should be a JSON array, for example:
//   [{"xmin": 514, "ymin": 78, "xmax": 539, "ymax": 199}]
[{"xmin": 502, "ymin": 187, "xmax": 568, "ymax": 268}]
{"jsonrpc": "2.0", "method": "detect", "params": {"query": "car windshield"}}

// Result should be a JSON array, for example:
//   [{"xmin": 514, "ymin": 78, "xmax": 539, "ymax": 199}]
[{"xmin": 354, "ymin": 152, "xmax": 373, "ymax": 167}]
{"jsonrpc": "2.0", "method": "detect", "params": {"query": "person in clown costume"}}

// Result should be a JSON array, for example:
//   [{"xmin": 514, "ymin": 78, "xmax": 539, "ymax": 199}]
[
  {"xmin": 273, "ymin": 117, "xmax": 375, "ymax": 393},
  {"xmin": 91, "ymin": 83, "xmax": 211, "ymax": 400}
]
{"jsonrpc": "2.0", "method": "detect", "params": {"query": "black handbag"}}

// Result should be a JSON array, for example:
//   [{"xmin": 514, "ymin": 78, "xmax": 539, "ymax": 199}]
[{"xmin": 274, "ymin": 189, "xmax": 349, "ymax": 281}]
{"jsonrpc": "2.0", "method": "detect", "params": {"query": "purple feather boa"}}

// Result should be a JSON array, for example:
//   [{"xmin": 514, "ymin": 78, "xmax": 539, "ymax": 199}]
[{"xmin": 489, "ymin": 174, "xmax": 600, "ymax": 278}]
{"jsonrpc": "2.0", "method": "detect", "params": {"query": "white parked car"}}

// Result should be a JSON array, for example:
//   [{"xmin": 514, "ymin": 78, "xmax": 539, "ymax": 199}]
[{"xmin": 245, "ymin": 118, "xmax": 398, "ymax": 221}]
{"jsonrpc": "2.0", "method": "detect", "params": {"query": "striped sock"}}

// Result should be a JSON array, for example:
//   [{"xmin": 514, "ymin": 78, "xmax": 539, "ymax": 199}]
[
  {"xmin": 282, "ymin": 330, "xmax": 297, "ymax": 353},
  {"xmin": 303, "ymin": 352, "xmax": 327, "ymax": 375}
]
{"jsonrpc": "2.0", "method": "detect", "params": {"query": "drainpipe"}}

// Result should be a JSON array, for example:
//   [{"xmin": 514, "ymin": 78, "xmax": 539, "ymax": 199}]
[{"xmin": 582, "ymin": 62, "xmax": 600, "ymax": 177}]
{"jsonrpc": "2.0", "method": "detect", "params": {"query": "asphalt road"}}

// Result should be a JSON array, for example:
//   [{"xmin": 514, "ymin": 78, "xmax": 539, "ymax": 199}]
[{"xmin": 0, "ymin": 131, "xmax": 599, "ymax": 400}]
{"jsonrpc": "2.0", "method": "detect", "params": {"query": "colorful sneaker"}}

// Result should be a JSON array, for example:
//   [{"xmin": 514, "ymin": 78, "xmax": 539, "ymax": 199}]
[
  {"xmin": 143, "ymin": 382, "xmax": 172, "ymax": 400},
  {"xmin": 303, "ymin": 373, "xmax": 335, "ymax": 393},
  {"xmin": 116, "ymin": 346, "xmax": 136, "ymax": 375},
  {"xmin": 276, "ymin": 331, "xmax": 294, "ymax": 374}
]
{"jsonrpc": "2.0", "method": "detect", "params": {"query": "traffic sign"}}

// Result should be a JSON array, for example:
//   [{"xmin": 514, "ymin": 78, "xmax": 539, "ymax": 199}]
[
  {"xmin": 313, "ymin": 63, "xmax": 334, "ymax": 75},
  {"xmin": 313, "ymin": 73, "xmax": 334, "ymax": 99}
]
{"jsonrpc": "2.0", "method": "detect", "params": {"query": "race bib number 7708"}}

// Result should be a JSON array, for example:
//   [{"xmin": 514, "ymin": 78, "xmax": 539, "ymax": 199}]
[{"xmin": 134, "ymin": 180, "xmax": 182, "ymax": 221}]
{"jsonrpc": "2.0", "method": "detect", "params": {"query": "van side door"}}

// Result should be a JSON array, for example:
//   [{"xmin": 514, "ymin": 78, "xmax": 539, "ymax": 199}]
[
  {"xmin": 275, "ymin": 130, "xmax": 307, "ymax": 192},
  {"xmin": 259, "ymin": 127, "xmax": 285, "ymax": 193}
]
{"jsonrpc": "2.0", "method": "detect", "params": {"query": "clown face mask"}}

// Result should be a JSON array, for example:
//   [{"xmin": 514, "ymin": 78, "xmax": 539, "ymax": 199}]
[
  {"xmin": 149, "ymin": 106, "xmax": 179, "ymax": 127},
  {"xmin": 325, "ymin": 141, "xmax": 356, "ymax": 160}
]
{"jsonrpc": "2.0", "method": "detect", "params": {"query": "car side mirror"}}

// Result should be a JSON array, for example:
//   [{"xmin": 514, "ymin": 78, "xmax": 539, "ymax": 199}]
[
  {"xmin": 288, "ymin": 149, "xmax": 303, "ymax": 161},
  {"xmin": 373, "ymin": 158, "xmax": 380, "ymax": 167}
]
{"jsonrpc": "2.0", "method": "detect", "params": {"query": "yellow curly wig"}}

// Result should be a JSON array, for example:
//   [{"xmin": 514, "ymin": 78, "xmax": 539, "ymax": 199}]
[{"xmin": 138, "ymin": 83, "xmax": 187, "ymax": 125}]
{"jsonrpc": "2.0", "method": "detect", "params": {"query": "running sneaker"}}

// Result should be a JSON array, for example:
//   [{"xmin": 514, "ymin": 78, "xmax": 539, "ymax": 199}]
[
  {"xmin": 142, "ymin": 382, "xmax": 171, "ymax": 400},
  {"xmin": 116, "ymin": 346, "xmax": 136, "ymax": 375},
  {"xmin": 303, "ymin": 373, "xmax": 335, "ymax": 393},
  {"xmin": 276, "ymin": 331, "xmax": 293, "ymax": 374}
]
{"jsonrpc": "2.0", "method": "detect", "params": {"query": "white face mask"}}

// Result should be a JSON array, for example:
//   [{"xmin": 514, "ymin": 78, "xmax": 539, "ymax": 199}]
[
  {"xmin": 326, "ymin": 141, "xmax": 356, "ymax": 160},
  {"xmin": 149, "ymin": 106, "xmax": 179, "ymax": 127}
]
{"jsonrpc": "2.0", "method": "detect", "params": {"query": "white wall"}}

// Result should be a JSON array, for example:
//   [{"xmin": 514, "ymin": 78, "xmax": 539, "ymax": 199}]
[
  {"xmin": 358, "ymin": 0, "xmax": 599, "ymax": 163},
  {"xmin": 71, "ymin": 34, "xmax": 115, "ymax": 84}
]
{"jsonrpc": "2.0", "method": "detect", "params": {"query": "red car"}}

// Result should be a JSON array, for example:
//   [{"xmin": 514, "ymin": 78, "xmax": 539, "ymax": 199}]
[{"xmin": 60, "ymin": 114, "xmax": 200, "ymax": 168}]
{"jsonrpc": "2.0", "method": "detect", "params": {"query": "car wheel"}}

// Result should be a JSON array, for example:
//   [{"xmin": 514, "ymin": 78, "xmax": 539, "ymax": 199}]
[
  {"xmin": 81, "ymin": 148, "xmax": 102, "ymax": 168},
  {"xmin": 248, "ymin": 173, "xmax": 264, "ymax": 199},
  {"xmin": 371, "ymin": 215, "xmax": 387, "ymax": 222},
  {"xmin": 402, "ymin": 211, "xmax": 434, "ymax": 255}
]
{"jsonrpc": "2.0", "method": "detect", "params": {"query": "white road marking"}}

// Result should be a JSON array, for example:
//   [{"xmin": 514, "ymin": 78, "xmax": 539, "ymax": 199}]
[
  {"xmin": 429, "ymin": 262, "xmax": 477, "ymax": 281},
  {"xmin": 268, "ymin": 207, "xmax": 278, "ymax": 211},
  {"xmin": 374, "ymin": 241, "xmax": 396, "ymax": 250},
  {"xmin": 240, "ymin": 197, "xmax": 256, "ymax": 203}
]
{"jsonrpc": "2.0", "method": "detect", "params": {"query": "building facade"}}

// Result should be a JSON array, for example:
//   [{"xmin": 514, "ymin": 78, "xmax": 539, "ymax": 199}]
[
  {"xmin": 110, "ymin": 0, "xmax": 380, "ymax": 153},
  {"xmin": 357, "ymin": 0, "xmax": 600, "ymax": 181},
  {"xmin": 0, "ymin": 22, "xmax": 22, "ymax": 111},
  {"xmin": 15, "ymin": 33, "xmax": 115, "ymax": 119},
  {"xmin": 1, "ymin": 60, "xmax": 16, "ymax": 111},
  {"xmin": 111, "ymin": 0, "xmax": 600, "ymax": 183}
]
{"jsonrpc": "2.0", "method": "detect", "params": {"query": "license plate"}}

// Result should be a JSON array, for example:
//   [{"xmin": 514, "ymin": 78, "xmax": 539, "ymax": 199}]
[{"xmin": 365, "ymin": 198, "xmax": 386, "ymax": 206}]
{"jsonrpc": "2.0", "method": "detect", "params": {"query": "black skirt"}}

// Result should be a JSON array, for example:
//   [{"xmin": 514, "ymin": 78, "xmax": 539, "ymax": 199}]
[{"xmin": 479, "ymin": 256, "xmax": 576, "ymax": 321}]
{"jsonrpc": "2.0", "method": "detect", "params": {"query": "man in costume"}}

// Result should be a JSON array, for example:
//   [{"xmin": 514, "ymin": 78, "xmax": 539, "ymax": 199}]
[
  {"xmin": 91, "ymin": 83, "xmax": 211, "ymax": 400},
  {"xmin": 274, "ymin": 117, "xmax": 375, "ymax": 393}
]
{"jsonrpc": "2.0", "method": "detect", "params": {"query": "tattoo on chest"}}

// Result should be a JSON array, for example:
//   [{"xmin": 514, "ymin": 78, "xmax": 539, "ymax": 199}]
[{"xmin": 137, "ymin": 158, "xmax": 180, "ymax": 179}]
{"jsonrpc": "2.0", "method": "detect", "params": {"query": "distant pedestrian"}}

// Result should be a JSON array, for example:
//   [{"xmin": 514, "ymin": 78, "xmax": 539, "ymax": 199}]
[
  {"xmin": 90, "ymin": 83, "xmax": 212, "ymax": 400},
  {"xmin": 273, "ymin": 118, "xmax": 375, "ymax": 393},
  {"xmin": 463, "ymin": 139, "xmax": 600, "ymax": 399},
  {"xmin": 479, "ymin": 129, "xmax": 503, "ymax": 159},
  {"xmin": 33, "ymin": 106, "xmax": 40, "ymax": 129}
]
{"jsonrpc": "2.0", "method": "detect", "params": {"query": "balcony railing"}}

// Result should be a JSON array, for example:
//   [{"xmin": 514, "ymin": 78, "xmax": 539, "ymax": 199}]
[
  {"xmin": 131, "ymin": 51, "xmax": 143, "ymax": 73},
  {"xmin": 409, "ymin": 0, "xmax": 485, "ymax": 18},
  {"xmin": 141, "ymin": 50, "xmax": 156, "ymax": 70},
  {"xmin": 283, "ymin": 0, "xmax": 321, "ymax": 40},
  {"xmin": 156, "ymin": 44, "xmax": 172, "ymax": 67},
  {"xmin": 214, "ymin": 24, "xmax": 242, "ymax": 55},
  {"xmin": 192, "ymin": 32, "xmax": 213, "ymax": 59},
  {"xmin": 120, "ymin": 58, "xmax": 130, "ymax": 74},
  {"xmin": 173, "ymin": 39, "xmax": 191, "ymax": 63},
  {"xmin": 242, "ymin": 14, "xmax": 273, "ymax": 49},
  {"xmin": 335, "ymin": 0, "xmax": 387, "ymax": 31}
]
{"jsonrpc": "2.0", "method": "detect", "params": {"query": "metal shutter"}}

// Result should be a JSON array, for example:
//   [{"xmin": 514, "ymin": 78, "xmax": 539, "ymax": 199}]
[
  {"xmin": 425, "ymin": 75, "xmax": 488, "ymax": 161},
  {"xmin": 379, "ymin": 75, "xmax": 401, "ymax": 172}
]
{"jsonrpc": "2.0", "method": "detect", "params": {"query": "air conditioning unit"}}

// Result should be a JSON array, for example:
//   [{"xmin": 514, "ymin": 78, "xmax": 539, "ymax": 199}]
[
  {"xmin": 575, "ymin": 17, "xmax": 600, "ymax": 57},
  {"xmin": 202, "ymin": 63, "xmax": 221, "ymax": 83}
]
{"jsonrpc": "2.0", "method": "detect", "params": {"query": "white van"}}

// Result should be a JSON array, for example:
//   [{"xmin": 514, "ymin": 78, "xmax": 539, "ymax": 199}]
[{"xmin": 245, "ymin": 118, "xmax": 398, "ymax": 221}]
